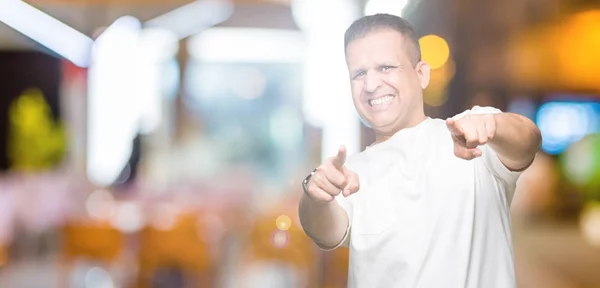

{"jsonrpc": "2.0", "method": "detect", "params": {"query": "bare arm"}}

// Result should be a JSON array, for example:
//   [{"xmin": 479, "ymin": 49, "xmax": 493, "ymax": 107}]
[
  {"xmin": 489, "ymin": 113, "xmax": 542, "ymax": 171},
  {"xmin": 299, "ymin": 194, "xmax": 349, "ymax": 248}
]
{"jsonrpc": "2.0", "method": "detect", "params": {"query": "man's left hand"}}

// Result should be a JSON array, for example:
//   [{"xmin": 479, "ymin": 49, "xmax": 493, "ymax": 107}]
[{"xmin": 446, "ymin": 114, "xmax": 496, "ymax": 160}]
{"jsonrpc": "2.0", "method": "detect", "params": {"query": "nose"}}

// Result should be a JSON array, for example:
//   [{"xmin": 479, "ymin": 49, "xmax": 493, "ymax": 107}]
[{"xmin": 364, "ymin": 72, "xmax": 382, "ymax": 93}]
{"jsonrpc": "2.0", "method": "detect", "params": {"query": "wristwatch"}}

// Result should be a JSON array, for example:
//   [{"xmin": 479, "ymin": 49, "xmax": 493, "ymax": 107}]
[{"xmin": 302, "ymin": 168, "xmax": 319, "ymax": 195}]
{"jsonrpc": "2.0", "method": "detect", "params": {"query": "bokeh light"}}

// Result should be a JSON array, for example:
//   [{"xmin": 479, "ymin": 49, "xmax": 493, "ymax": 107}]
[
  {"xmin": 110, "ymin": 202, "xmax": 144, "ymax": 233},
  {"xmin": 580, "ymin": 202, "xmax": 600, "ymax": 247},
  {"xmin": 276, "ymin": 215, "xmax": 292, "ymax": 231},
  {"xmin": 536, "ymin": 101, "xmax": 600, "ymax": 155},
  {"xmin": 419, "ymin": 35, "xmax": 450, "ymax": 70},
  {"xmin": 561, "ymin": 134, "xmax": 600, "ymax": 197},
  {"xmin": 85, "ymin": 189, "xmax": 116, "ymax": 220},
  {"xmin": 557, "ymin": 10, "xmax": 600, "ymax": 90},
  {"xmin": 271, "ymin": 230, "xmax": 290, "ymax": 249},
  {"xmin": 424, "ymin": 58, "xmax": 455, "ymax": 106},
  {"xmin": 84, "ymin": 266, "xmax": 115, "ymax": 288}
]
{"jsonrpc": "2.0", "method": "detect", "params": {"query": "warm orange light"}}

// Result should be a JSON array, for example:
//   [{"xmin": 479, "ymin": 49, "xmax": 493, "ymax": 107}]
[
  {"xmin": 419, "ymin": 35, "xmax": 450, "ymax": 70},
  {"xmin": 556, "ymin": 10, "xmax": 600, "ymax": 90},
  {"xmin": 424, "ymin": 58, "xmax": 455, "ymax": 107},
  {"xmin": 0, "ymin": 246, "xmax": 6, "ymax": 267},
  {"xmin": 276, "ymin": 215, "xmax": 292, "ymax": 231}
]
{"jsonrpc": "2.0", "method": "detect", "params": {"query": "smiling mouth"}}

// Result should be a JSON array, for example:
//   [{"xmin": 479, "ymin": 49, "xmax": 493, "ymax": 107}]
[{"xmin": 368, "ymin": 95, "xmax": 395, "ymax": 106}]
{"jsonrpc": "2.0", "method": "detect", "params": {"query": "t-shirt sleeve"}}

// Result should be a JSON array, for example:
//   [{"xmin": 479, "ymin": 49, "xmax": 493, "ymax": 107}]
[{"xmin": 452, "ymin": 105, "xmax": 523, "ymax": 186}]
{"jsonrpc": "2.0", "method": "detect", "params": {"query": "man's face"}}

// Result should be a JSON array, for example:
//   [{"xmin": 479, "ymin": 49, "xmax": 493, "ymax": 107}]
[{"xmin": 346, "ymin": 30, "xmax": 430, "ymax": 135}]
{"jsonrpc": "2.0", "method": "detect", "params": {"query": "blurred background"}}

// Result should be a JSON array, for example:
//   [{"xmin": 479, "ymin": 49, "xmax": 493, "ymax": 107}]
[{"xmin": 0, "ymin": 0, "xmax": 599, "ymax": 287}]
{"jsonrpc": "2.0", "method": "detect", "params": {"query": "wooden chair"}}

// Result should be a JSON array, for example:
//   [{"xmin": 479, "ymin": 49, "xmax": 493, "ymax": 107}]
[
  {"xmin": 59, "ymin": 220, "xmax": 125, "ymax": 287},
  {"xmin": 137, "ymin": 212, "xmax": 216, "ymax": 288}
]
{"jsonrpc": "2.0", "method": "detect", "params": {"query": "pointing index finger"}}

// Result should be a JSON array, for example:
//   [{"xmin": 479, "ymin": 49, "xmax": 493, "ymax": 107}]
[
  {"xmin": 331, "ymin": 145, "xmax": 347, "ymax": 170},
  {"xmin": 446, "ymin": 118, "xmax": 464, "ymax": 135}
]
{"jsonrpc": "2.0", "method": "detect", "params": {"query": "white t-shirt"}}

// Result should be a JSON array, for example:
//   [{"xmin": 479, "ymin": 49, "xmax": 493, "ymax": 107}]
[{"xmin": 334, "ymin": 106, "xmax": 522, "ymax": 288}]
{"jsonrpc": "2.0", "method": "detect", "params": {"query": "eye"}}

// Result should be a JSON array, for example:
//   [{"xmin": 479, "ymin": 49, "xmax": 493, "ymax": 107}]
[
  {"xmin": 381, "ymin": 66, "xmax": 395, "ymax": 72},
  {"xmin": 353, "ymin": 71, "xmax": 366, "ymax": 80}
]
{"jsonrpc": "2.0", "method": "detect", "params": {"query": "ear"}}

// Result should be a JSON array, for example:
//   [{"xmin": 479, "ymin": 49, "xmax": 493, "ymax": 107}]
[{"xmin": 415, "ymin": 61, "xmax": 431, "ymax": 89}]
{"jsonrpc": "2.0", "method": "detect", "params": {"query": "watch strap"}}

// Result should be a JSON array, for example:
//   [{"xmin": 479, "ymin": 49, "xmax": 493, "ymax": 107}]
[{"xmin": 302, "ymin": 168, "xmax": 319, "ymax": 195}]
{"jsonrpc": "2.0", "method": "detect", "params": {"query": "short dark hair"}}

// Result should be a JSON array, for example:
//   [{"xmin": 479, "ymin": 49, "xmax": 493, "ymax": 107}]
[{"xmin": 344, "ymin": 14, "xmax": 421, "ymax": 66}]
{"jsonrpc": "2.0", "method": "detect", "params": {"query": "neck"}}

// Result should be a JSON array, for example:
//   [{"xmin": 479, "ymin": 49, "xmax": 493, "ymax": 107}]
[{"xmin": 373, "ymin": 113, "xmax": 427, "ymax": 145}]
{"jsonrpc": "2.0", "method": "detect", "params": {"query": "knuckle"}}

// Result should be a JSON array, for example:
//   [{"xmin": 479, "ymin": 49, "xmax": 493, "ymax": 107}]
[
  {"xmin": 308, "ymin": 176, "xmax": 319, "ymax": 188},
  {"xmin": 313, "ymin": 171, "xmax": 323, "ymax": 181},
  {"xmin": 316, "ymin": 164, "xmax": 327, "ymax": 173},
  {"xmin": 328, "ymin": 187, "xmax": 341, "ymax": 195},
  {"xmin": 322, "ymin": 164, "xmax": 335, "ymax": 174},
  {"xmin": 340, "ymin": 177, "xmax": 349, "ymax": 187},
  {"xmin": 316, "ymin": 171, "xmax": 329, "ymax": 182}
]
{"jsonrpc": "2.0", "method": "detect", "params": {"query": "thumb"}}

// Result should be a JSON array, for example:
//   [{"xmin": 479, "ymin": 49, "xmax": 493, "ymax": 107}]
[
  {"xmin": 331, "ymin": 145, "xmax": 347, "ymax": 170},
  {"xmin": 342, "ymin": 168, "xmax": 360, "ymax": 197}
]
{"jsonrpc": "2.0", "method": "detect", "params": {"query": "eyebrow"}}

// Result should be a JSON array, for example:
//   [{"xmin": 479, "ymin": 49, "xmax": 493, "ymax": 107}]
[
  {"xmin": 378, "ymin": 62, "xmax": 400, "ymax": 67},
  {"xmin": 349, "ymin": 60, "xmax": 405, "ymax": 76},
  {"xmin": 350, "ymin": 68, "xmax": 365, "ymax": 76}
]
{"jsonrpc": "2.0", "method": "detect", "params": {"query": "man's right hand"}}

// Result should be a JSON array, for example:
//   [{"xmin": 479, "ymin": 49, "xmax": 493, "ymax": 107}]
[{"xmin": 305, "ymin": 145, "xmax": 360, "ymax": 203}]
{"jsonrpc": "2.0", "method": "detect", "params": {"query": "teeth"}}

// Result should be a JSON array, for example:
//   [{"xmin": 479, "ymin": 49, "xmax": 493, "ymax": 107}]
[{"xmin": 369, "ymin": 95, "xmax": 394, "ymax": 106}]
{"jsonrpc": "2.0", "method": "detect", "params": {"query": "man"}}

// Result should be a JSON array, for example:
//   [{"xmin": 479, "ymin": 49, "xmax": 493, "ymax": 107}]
[{"xmin": 298, "ymin": 14, "xmax": 541, "ymax": 288}]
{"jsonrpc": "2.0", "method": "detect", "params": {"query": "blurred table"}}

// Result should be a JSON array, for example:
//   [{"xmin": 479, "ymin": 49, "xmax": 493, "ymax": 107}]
[{"xmin": 514, "ymin": 221, "xmax": 600, "ymax": 288}]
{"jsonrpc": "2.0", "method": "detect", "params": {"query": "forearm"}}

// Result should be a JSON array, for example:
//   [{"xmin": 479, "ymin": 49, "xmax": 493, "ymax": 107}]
[
  {"xmin": 299, "ymin": 193, "xmax": 349, "ymax": 248},
  {"xmin": 490, "ymin": 113, "xmax": 542, "ymax": 171}
]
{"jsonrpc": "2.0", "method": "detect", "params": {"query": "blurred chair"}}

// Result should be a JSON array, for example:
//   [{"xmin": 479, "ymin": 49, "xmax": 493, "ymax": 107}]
[
  {"xmin": 238, "ymin": 207, "xmax": 319, "ymax": 288},
  {"xmin": 137, "ymin": 212, "xmax": 216, "ymax": 288},
  {"xmin": 59, "ymin": 220, "xmax": 125, "ymax": 287}
]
